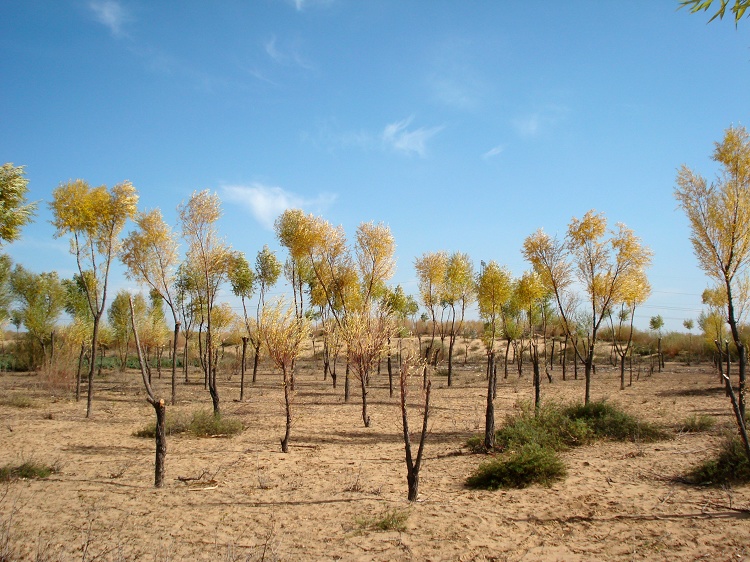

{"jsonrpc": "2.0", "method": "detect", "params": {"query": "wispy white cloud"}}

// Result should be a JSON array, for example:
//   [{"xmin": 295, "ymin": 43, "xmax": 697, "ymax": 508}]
[
  {"xmin": 382, "ymin": 117, "xmax": 444, "ymax": 157},
  {"xmin": 290, "ymin": 0, "xmax": 335, "ymax": 12},
  {"xmin": 512, "ymin": 105, "xmax": 570, "ymax": 139},
  {"xmin": 88, "ymin": 0, "xmax": 131, "ymax": 37},
  {"xmin": 482, "ymin": 144, "xmax": 506, "ymax": 159},
  {"xmin": 222, "ymin": 184, "xmax": 336, "ymax": 230},
  {"xmin": 264, "ymin": 35, "xmax": 314, "ymax": 70}
]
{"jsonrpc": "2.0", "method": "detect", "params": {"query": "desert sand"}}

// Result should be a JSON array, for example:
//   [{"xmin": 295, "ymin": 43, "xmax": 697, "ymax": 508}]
[{"xmin": 0, "ymin": 347, "xmax": 748, "ymax": 561}]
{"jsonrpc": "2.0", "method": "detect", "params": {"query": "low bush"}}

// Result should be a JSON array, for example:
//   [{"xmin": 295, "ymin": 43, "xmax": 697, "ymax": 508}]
[
  {"xmin": 685, "ymin": 434, "xmax": 750, "ymax": 486},
  {"xmin": 465, "ymin": 443, "xmax": 566, "ymax": 490},
  {"xmin": 0, "ymin": 394, "xmax": 34, "ymax": 409},
  {"xmin": 562, "ymin": 401, "xmax": 666, "ymax": 442},
  {"xmin": 134, "ymin": 409, "xmax": 243, "ymax": 438}
]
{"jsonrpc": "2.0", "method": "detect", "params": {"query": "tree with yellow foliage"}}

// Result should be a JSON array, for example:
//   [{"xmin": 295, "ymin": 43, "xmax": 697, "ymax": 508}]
[
  {"xmin": 476, "ymin": 260, "xmax": 513, "ymax": 449},
  {"xmin": 50, "ymin": 180, "xmax": 138, "ymax": 417},
  {"xmin": 121, "ymin": 208, "xmax": 181, "ymax": 404},
  {"xmin": 523, "ymin": 211, "xmax": 652, "ymax": 405},
  {"xmin": 675, "ymin": 125, "xmax": 750, "ymax": 459},
  {"xmin": 178, "ymin": 190, "xmax": 234, "ymax": 416},
  {"xmin": 261, "ymin": 298, "xmax": 310, "ymax": 452}
]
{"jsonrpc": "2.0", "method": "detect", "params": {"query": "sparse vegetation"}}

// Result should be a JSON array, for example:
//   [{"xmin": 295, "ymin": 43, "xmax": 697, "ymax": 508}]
[
  {"xmin": 466, "ymin": 443, "xmax": 566, "ymax": 489},
  {"xmin": 356, "ymin": 508, "xmax": 410, "ymax": 532},
  {"xmin": 685, "ymin": 434, "xmax": 750, "ymax": 486},
  {"xmin": 0, "ymin": 394, "xmax": 34, "ymax": 408},
  {"xmin": 466, "ymin": 400, "xmax": 667, "ymax": 489},
  {"xmin": 134, "ymin": 409, "xmax": 242, "ymax": 438},
  {"xmin": 0, "ymin": 461, "xmax": 57, "ymax": 482},
  {"xmin": 678, "ymin": 413, "xmax": 716, "ymax": 433}
]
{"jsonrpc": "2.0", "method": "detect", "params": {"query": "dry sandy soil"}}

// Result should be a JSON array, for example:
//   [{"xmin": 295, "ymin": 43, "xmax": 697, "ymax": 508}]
[{"xmin": 0, "ymin": 349, "xmax": 748, "ymax": 561}]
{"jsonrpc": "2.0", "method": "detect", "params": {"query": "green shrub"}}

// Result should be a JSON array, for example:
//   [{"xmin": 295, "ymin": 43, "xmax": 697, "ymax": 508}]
[
  {"xmin": 356, "ymin": 508, "xmax": 409, "ymax": 532},
  {"xmin": 679, "ymin": 414, "xmax": 716, "ymax": 433},
  {"xmin": 134, "ymin": 409, "xmax": 243, "ymax": 438},
  {"xmin": 0, "ymin": 461, "xmax": 56, "ymax": 481},
  {"xmin": 686, "ymin": 435, "xmax": 750, "ymax": 486},
  {"xmin": 562, "ymin": 401, "xmax": 666, "ymax": 442},
  {"xmin": 465, "ymin": 443, "xmax": 566, "ymax": 489},
  {"xmin": 188, "ymin": 409, "xmax": 243, "ymax": 437},
  {"xmin": 496, "ymin": 403, "xmax": 592, "ymax": 452}
]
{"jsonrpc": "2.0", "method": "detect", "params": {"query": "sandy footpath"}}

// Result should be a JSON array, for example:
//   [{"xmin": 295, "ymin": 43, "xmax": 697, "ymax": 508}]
[{"xmin": 0, "ymin": 352, "xmax": 748, "ymax": 561}]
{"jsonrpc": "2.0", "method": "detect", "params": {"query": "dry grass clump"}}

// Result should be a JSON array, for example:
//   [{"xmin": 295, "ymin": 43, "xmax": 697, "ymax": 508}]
[{"xmin": 356, "ymin": 508, "xmax": 410, "ymax": 532}]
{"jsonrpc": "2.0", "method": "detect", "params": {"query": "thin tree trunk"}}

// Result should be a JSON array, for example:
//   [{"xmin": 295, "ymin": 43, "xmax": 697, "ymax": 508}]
[
  {"xmin": 280, "ymin": 366, "xmax": 292, "ymax": 453},
  {"xmin": 240, "ymin": 336, "xmax": 248, "ymax": 401},
  {"xmin": 171, "ymin": 322, "xmax": 180, "ymax": 405},
  {"xmin": 401, "ymin": 365, "xmax": 430, "ymax": 502},
  {"xmin": 484, "ymin": 352, "xmax": 495, "ymax": 450},
  {"xmin": 86, "ymin": 316, "xmax": 102, "ymax": 418}
]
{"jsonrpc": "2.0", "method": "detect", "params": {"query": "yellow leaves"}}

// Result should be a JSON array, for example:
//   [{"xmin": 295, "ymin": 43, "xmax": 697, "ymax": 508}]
[
  {"xmin": 675, "ymin": 125, "xmax": 750, "ymax": 287},
  {"xmin": 260, "ymin": 298, "xmax": 309, "ymax": 370},
  {"xmin": 50, "ymin": 180, "xmax": 138, "ymax": 246},
  {"xmin": 476, "ymin": 260, "xmax": 512, "ymax": 320},
  {"xmin": 414, "ymin": 251, "xmax": 448, "ymax": 309},
  {"xmin": 120, "ymin": 208, "xmax": 179, "ymax": 295},
  {"xmin": 356, "ymin": 221, "xmax": 396, "ymax": 300},
  {"xmin": 515, "ymin": 270, "xmax": 545, "ymax": 309},
  {"xmin": 567, "ymin": 210, "xmax": 606, "ymax": 250},
  {"xmin": 521, "ymin": 228, "xmax": 572, "ymax": 292}
]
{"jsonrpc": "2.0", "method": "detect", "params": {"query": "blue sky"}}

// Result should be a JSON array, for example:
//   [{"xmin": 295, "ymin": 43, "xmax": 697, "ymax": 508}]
[{"xmin": 2, "ymin": 0, "xmax": 749, "ymax": 331}]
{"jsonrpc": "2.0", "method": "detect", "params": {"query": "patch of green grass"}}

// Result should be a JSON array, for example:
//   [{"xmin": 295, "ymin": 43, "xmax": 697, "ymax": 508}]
[
  {"xmin": 685, "ymin": 434, "xmax": 750, "ymax": 486},
  {"xmin": 134, "ymin": 409, "xmax": 243, "ymax": 438},
  {"xmin": 562, "ymin": 401, "xmax": 667, "ymax": 442},
  {"xmin": 356, "ymin": 508, "xmax": 409, "ymax": 532},
  {"xmin": 465, "ymin": 443, "xmax": 566, "ymax": 490},
  {"xmin": 0, "ymin": 461, "xmax": 56, "ymax": 482},
  {"xmin": 678, "ymin": 414, "xmax": 716, "ymax": 433}
]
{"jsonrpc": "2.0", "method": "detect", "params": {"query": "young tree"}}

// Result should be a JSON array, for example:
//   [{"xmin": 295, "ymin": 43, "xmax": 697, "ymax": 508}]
[
  {"xmin": 261, "ymin": 299, "xmax": 309, "ymax": 453},
  {"xmin": 413, "ymin": 251, "xmax": 448, "ymax": 368},
  {"xmin": 649, "ymin": 314, "xmax": 665, "ymax": 371},
  {"xmin": 253, "ymin": 246, "xmax": 282, "ymax": 380},
  {"xmin": 523, "ymin": 212, "xmax": 652, "ymax": 404},
  {"xmin": 9, "ymin": 265, "xmax": 65, "ymax": 367},
  {"xmin": 120, "ymin": 209, "xmax": 182, "ymax": 405},
  {"xmin": 129, "ymin": 296, "xmax": 167, "ymax": 487},
  {"xmin": 0, "ymin": 163, "xmax": 37, "ymax": 245},
  {"xmin": 275, "ymin": 210, "xmax": 397, "ymax": 427},
  {"xmin": 476, "ymin": 260, "xmax": 513, "ymax": 449},
  {"xmin": 398, "ymin": 351, "xmax": 431, "ymax": 502},
  {"xmin": 675, "ymin": 125, "xmax": 750, "ymax": 459},
  {"xmin": 228, "ymin": 252, "xmax": 256, "ymax": 400},
  {"xmin": 107, "ymin": 290, "xmax": 146, "ymax": 370},
  {"xmin": 50, "ymin": 180, "xmax": 138, "ymax": 417},
  {"xmin": 608, "ymin": 270, "xmax": 651, "ymax": 389},
  {"xmin": 441, "ymin": 252, "xmax": 475, "ymax": 386},
  {"xmin": 683, "ymin": 318, "xmax": 695, "ymax": 365},
  {"xmin": 178, "ymin": 190, "xmax": 234, "ymax": 416}
]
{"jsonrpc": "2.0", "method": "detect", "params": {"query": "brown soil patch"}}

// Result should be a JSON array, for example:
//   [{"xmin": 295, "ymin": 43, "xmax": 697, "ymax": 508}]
[{"xmin": 0, "ymin": 358, "xmax": 748, "ymax": 561}]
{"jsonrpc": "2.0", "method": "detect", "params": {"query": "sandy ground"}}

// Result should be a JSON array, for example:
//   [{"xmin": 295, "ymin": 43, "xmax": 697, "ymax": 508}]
[{"xmin": 0, "ymin": 350, "xmax": 748, "ymax": 561}]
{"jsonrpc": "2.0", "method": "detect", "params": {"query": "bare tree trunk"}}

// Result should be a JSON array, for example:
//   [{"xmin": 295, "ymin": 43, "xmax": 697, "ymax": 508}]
[
  {"xmin": 130, "ymin": 297, "xmax": 167, "ymax": 488},
  {"xmin": 86, "ymin": 315, "xmax": 102, "ymax": 418},
  {"xmin": 240, "ymin": 336, "xmax": 248, "ymax": 401},
  {"xmin": 484, "ymin": 352, "xmax": 495, "ymax": 450},
  {"xmin": 387, "ymin": 337, "xmax": 393, "ymax": 397},
  {"xmin": 360, "ymin": 368, "xmax": 370, "ymax": 428},
  {"xmin": 171, "ymin": 322, "xmax": 180, "ymax": 405},
  {"xmin": 532, "ymin": 345, "xmax": 541, "ymax": 414},
  {"xmin": 344, "ymin": 358, "xmax": 350, "ymax": 402},
  {"xmin": 252, "ymin": 341, "xmax": 261, "ymax": 383},
  {"xmin": 401, "ymin": 360, "xmax": 430, "ymax": 502},
  {"xmin": 75, "ymin": 341, "xmax": 86, "ymax": 402},
  {"xmin": 280, "ymin": 366, "xmax": 292, "ymax": 453}
]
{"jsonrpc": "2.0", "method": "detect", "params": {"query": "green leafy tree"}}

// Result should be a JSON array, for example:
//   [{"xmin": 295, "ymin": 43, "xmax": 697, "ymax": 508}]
[
  {"xmin": 0, "ymin": 163, "xmax": 37, "ymax": 245},
  {"xmin": 9, "ymin": 265, "xmax": 65, "ymax": 367},
  {"xmin": 50, "ymin": 180, "xmax": 138, "ymax": 417},
  {"xmin": 107, "ymin": 290, "xmax": 146, "ymax": 370}
]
